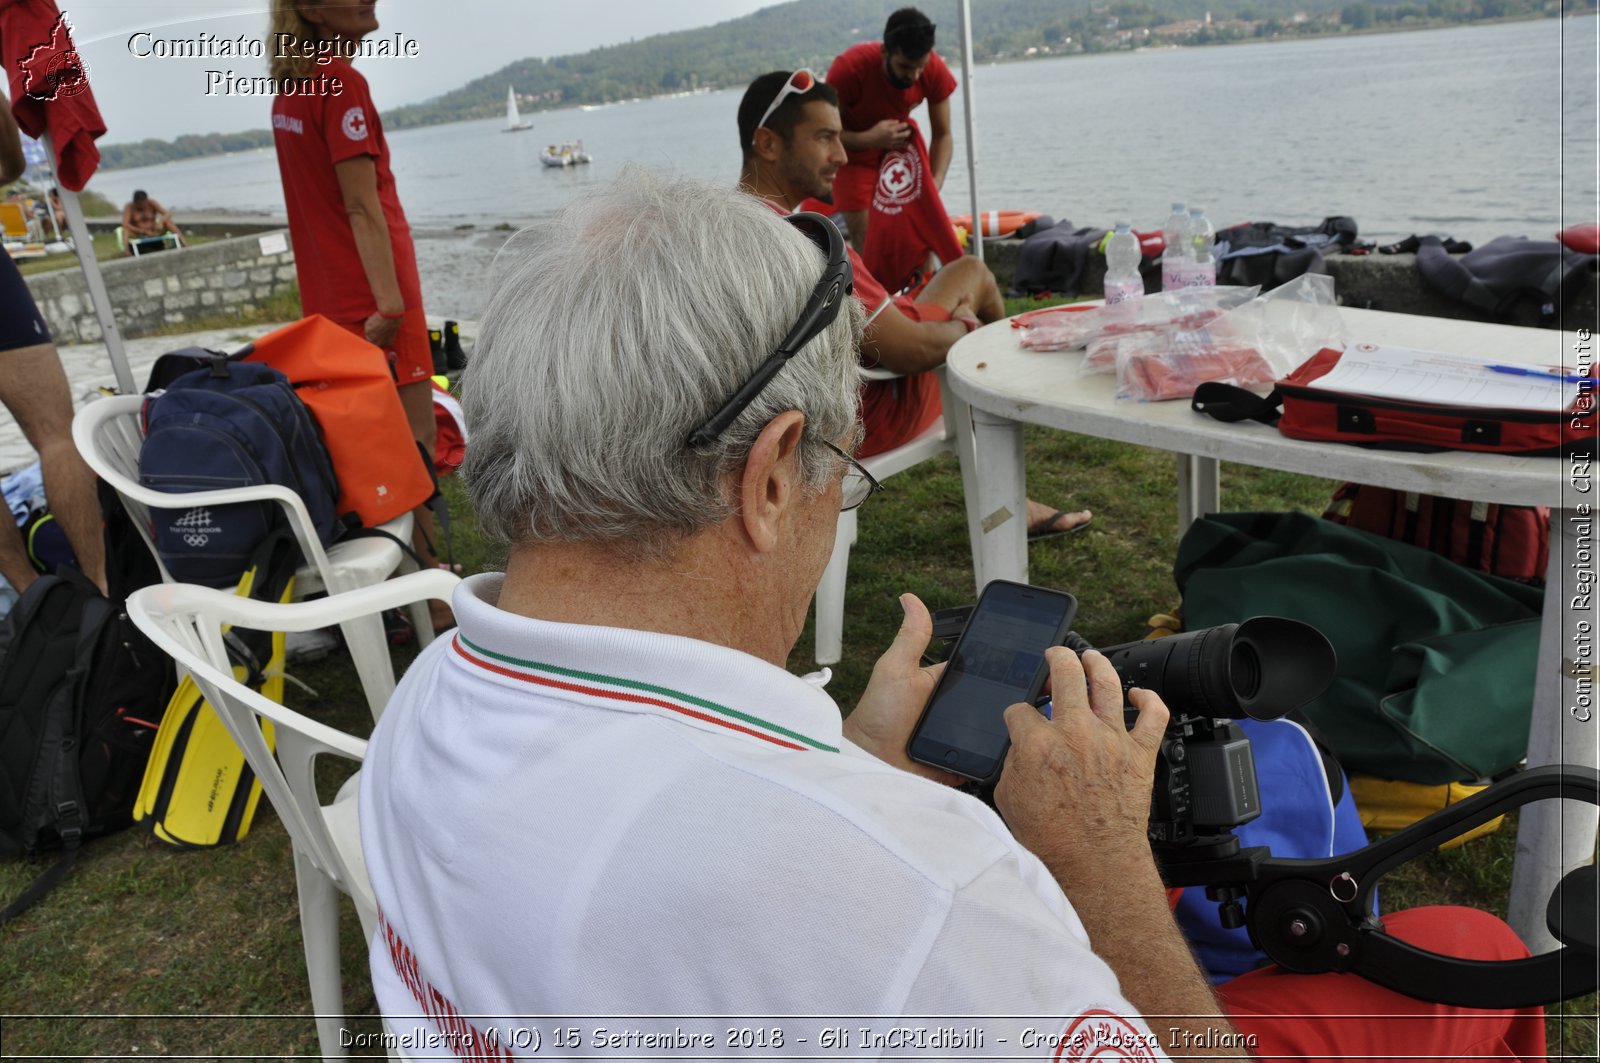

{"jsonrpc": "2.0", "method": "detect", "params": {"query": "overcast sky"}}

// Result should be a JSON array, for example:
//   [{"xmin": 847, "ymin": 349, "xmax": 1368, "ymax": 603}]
[{"xmin": 54, "ymin": 1, "xmax": 783, "ymax": 142}]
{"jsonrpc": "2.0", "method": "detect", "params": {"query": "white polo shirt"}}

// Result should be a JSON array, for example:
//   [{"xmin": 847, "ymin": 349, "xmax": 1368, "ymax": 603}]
[{"xmin": 360, "ymin": 574, "xmax": 1166, "ymax": 1060}]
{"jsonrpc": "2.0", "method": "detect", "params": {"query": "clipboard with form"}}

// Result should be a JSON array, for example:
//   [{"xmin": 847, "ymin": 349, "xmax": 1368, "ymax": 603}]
[{"xmin": 1310, "ymin": 343, "xmax": 1587, "ymax": 413}]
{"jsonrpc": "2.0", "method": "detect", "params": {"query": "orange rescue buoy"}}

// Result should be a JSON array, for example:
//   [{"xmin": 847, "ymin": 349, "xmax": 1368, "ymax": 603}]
[{"xmin": 950, "ymin": 210, "xmax": 1042, "ymax": 238}]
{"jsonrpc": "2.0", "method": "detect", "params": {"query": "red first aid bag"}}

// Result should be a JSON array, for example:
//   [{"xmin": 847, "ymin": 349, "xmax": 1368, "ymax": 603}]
[
  {"xmin": 1322, "ymin": 483, "xmax": 1549, "ymax": 583},
  {"xmin": 1194, "ymin": 346, "xmax": 1596, "ymax": 456},
  {"xmin": 245, "ymin": 316, "xmax": 435, "ymax": 528},
  {"xmin": 1276, "ymin": 347, "xmax": 1593, "ymax": 455}
]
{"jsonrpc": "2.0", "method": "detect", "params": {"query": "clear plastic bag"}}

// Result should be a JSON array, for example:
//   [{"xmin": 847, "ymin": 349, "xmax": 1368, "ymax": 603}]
[
  {"xmin": 1115, "ymin": 320, "xmax": 1277, "ymax": 401},
  {"xmin": 1018, "ymin": 286, "xmax": 1260, "ymax": 355},
  {"xmin": 1113, "ymin": 276, "xmax": 1346, "ymax": 400},
  {"xmin": 1213, "ymin": 273, "xmax": 1345, "ymax": 378}
]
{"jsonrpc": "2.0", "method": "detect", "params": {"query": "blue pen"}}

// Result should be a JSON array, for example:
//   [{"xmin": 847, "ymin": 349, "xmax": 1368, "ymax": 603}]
[{"xmin": 1485, "ymin": 364, "xmax": 1591, "ymax": 385}]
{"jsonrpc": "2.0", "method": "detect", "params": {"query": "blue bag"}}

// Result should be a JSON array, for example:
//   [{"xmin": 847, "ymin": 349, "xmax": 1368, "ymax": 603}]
[
  {"xmin": 1173, "ymin": 716, "xmax": 1374, "ymax": 982},
  {"xmin": 139, "ymin": 359, "xmax": 341, "ymax": 588}
]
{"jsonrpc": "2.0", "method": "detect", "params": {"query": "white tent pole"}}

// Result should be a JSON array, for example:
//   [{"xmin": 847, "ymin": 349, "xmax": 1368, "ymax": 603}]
[
  {"xmin": 41, "ymin": 131, "xmax": 134, "ymax": 394},
  {"xmin": 956, "ymin": 0, "xmax": 982, "ymax": 262}
]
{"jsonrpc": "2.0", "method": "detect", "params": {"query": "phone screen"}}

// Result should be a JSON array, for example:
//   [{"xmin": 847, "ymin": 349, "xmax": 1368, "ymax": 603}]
[{"xmin": 908, "ymin": 581, "xmax": 1077, "ymax": 783}]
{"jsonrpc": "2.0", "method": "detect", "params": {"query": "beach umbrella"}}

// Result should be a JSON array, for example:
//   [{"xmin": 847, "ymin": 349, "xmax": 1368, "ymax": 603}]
[
  {"xmin": 956, "ymin": 0, "xmax": 983, "ymax": 262},
  {"xmin": 2, "ymin": 0, "xmax": 134, "ymax": 393}
]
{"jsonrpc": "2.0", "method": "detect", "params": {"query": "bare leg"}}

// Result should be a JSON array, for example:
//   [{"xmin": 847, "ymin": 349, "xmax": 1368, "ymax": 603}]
[
  {"xmin": 0, "ymin": 515, "xmax": 37, "ymax": 593},
  {"xmin": 913, "ymin": 256, "xmax": 1006, "ymax": 323},
  {"xmin": 0, "ymin": 343, "xmax": 106, "ymax": 592},
  {"xmin": 396, "ymin": 378, "xmax": 454, "ymax": 628},
  {"xmin": 842, "ymin": 209, "xmax": 869, "ymax": 254}
]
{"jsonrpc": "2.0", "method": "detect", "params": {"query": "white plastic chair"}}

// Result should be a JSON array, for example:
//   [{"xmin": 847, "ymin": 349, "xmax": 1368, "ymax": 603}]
[
  {"xmin": 73, "ymin": 393, "xmax": 434, "ymax": 718},
  {"xmin": 814, "ymin": 365, "xmax": 969, "ymax": 665},
  {"xmin": 126, "ymin": 569, "xmax": 460, "ymax": 1061}
]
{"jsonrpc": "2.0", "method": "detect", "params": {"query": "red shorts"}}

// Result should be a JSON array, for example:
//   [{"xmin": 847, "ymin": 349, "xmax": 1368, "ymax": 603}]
[
  {"xmin": 832, "ymin": 162, "xmax": 879, "ymax": 213},
  {"xmin": 334, "ymin": 306, "xmax": 432, "ymax": 385},
  {"xmin": 857, "ymin": 297, "xmax": 949, "ymax": 459}
]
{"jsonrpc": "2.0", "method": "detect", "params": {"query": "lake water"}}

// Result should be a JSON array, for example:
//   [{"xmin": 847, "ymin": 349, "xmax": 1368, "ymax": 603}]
[{"xmin": 101, "ymin": 16, "xmax": 1596, "ymax": 246}]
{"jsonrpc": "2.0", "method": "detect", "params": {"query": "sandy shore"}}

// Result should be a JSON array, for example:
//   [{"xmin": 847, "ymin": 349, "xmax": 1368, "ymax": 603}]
[{"xmin": 412, "ymin": 227, "xmax": 514, "ymax": 322}]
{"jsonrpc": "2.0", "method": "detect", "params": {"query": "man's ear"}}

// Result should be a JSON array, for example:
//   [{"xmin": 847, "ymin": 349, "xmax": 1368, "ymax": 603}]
[
  {"xmin": 750, "ymin": 126, "xmax": 783, "ymax": 164},
  {"xmin": 736, "ymin": 410, "xmax": 807, "ymax": 554}
]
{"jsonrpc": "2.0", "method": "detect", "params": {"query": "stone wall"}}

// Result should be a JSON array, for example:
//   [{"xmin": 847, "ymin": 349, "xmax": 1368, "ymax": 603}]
[{"xmin": 22, "ymin": 230, "xmax": 297, "ymax": 344}]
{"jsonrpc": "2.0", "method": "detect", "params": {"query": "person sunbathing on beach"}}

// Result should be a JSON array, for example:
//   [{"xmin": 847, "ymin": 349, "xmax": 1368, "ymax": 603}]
[
  {"xmin": 736, "ymin": 70, "xmax": 1092, "ymax": 540},
  {"xmin": 120, "ymin": 190, "xmax": 183, "ymax": 249}
]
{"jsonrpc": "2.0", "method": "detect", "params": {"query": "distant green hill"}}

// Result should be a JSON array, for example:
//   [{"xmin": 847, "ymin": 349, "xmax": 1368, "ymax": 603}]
[{"xmin": 96, "ymin": 0, "xmax": 1579, "ymax": 170}]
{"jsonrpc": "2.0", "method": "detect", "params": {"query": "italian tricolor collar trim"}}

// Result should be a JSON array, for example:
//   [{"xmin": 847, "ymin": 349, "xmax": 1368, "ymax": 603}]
[
  {"xmin": 446, "ymin": 575, "xmax": 842, "ymax": 754},
  {"xmin": 451, "ymin": 634, "xmax": 839, "ymax": 752}
]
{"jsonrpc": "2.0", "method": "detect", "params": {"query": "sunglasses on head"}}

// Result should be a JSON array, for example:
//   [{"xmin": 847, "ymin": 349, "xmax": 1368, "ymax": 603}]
[
  {"xmin": 686, "ymin": 211, "xmax": 853, "ymax": 449},
  {"xmin": 750, "ymin": 69, "xmax": 820, "ymax": 146}
]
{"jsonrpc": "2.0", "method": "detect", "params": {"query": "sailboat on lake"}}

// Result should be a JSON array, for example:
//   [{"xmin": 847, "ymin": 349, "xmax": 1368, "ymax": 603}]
[{"xmin": 503, "ymin": 86, "xmax": 533, "ymax": 133}]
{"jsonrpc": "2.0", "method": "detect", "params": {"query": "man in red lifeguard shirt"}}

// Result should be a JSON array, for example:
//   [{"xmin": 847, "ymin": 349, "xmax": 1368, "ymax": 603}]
[
  {"xmin": 738, "ymin": 71, "xmax": 1091, "ymax": 539},
  {"xmin": 828, "ymin": 7, "xmax": 955, "ymax": 256}
]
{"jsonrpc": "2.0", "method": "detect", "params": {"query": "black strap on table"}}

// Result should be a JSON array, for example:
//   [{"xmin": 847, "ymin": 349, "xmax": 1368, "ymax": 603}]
[{"xmin": 1192, "ymin": 381, "xmax": 1283, "ymax": 426}]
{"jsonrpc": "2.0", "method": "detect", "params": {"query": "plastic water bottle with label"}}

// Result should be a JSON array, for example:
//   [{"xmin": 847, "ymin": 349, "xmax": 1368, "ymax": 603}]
[
  {"xmin": 1184, "ymin": 207, "xmax": 1217, "ymax": 288},
  {"xmin": 1103, "ymin": 221, "xmax": 1143, "ymax": 309},
  {"xmin": 1160, "ymin": 202, "xmax": 1188, "ymax": 291}
]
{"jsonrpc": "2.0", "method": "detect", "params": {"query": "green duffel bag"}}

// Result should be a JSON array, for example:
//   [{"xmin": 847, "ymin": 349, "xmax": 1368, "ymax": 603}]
[{"xmin": 1175, "ymin": 511, "xmax": 1543, "ymax": 785}]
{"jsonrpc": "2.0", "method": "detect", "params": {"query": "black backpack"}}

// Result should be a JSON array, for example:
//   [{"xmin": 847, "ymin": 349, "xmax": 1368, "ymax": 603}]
[{"xmin": 0, "ymin": 491, "xmax": 175, "ymax": 926}]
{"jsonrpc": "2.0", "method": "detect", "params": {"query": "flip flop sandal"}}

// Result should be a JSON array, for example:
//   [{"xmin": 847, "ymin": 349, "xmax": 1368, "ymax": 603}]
[{"xmin": 1027, "ymin": 510, "xmax": 1092, "ymax": 542}]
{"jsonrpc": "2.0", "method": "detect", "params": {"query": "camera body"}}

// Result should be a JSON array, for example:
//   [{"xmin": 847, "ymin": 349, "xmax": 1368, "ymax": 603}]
[
  {"xmin": 928, "ymin": 608, "xmax": 1335, "ymax": 859},
  {"xmin": 1091, "ymin": 617, "xmax": 1335, "ymax": 855}
]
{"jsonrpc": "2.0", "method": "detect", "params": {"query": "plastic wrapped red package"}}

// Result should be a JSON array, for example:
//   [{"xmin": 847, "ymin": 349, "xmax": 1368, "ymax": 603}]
[
  {"xmin": 1117, "ymin": 337, "xmax": 1277, "ymax": 401},
  {"xmin": 1015, "ymin": 287, "xmax": 1258, "ymax": 352}
]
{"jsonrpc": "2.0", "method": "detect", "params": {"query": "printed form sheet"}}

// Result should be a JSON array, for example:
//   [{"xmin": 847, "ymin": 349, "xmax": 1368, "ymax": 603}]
[{"xmin": 1312, "ymin": 343, "xmax": 1584, "ymax": 412}]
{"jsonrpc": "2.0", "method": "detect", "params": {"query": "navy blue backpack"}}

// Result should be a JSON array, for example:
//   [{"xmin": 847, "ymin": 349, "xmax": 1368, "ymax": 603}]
[
  {"xmin": 139, "ymin": 358, "xmax": 342, "ymax": 588},
  {"xmin": 1173, "ymin": 716, "xmax": 1374, "ymax": 982}
]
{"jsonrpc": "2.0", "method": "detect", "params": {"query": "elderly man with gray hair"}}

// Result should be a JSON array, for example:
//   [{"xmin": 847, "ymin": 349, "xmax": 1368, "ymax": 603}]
[{"xmin": 357, "ymin": 171, "xmax": 1540, "ymax": 1061}]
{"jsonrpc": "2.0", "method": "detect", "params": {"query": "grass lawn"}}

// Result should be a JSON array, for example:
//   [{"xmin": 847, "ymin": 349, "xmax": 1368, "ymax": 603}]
[{"xmin": 0, "ymin": 317, "xmax": 1594, "ymax": 1056}]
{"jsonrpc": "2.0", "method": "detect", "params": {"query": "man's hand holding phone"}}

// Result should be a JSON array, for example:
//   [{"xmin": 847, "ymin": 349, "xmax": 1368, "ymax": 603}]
[
  {"xmin": 995, "ymin": 648, "xmax": 1169, "ymax": 890},
  {"xmin": 844, "ymin": 593, "xmax": 965, "ymax": 786}
]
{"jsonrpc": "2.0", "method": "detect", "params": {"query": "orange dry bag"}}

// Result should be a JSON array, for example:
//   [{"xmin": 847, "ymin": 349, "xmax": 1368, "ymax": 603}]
[{"xmin": 244, "ymin": 315, "xmax": 435, "ymax": 528}]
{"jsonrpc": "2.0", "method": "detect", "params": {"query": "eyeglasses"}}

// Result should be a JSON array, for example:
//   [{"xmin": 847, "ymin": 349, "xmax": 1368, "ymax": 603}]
[
  {"xmin": 686, "ymin": 211, "xmax": 853, "ymax": 448},
  {"xmin": 813, "ymin": 436, "xmax": 884, "ymax": 512},
  {"xmin": 750, "ymin": 69, "xmax": 819, "ymax": 146}
]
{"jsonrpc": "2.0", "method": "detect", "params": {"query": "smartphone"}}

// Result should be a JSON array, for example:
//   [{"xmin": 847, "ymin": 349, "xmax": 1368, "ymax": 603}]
[{"xmin": 907, "ymin": 580, "xmax": 1078, "ymax": 784}]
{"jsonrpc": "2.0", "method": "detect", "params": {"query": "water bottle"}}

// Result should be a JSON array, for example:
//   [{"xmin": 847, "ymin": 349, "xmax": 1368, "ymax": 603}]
[
  {"xmin": 1161, "ymin": 202, "xmax": 1188, "ymax": 291},
  {"xmin": 1103, "ymin": 221, "xmax": 1143, "ymax": 307},
  {"xmin": 1186, "ymin": 207, "xmax": 1216, "ymax": 288}
]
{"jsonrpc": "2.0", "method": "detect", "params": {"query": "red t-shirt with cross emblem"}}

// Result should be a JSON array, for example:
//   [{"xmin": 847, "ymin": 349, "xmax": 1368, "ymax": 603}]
[
  {"xmin": 271, "ymin": 58, "xmax": 423, "ymax": 322},
  {"xmin": 826, "ymin": 41, "xmax": 957, "ymax": 209}
]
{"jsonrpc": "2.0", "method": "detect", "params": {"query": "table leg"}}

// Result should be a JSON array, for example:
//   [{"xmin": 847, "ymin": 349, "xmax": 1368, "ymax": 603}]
[
  {"xmin": 1175, "ymin": 453, "xmax": 1221, "ymax": 535},
  {"xmin": 943, "ymin": 384, "xmax": 985, "ymax": 593},
  {"xmin": 1506, "ymin": 507, "xmax": 1599, "ymax": 952},
  {"xmin": 962, "ymin": 405, "xmax": 1028, "ymax": 594}
]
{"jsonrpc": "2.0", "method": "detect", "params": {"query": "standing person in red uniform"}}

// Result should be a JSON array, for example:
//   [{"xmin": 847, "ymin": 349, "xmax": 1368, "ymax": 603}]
[
  {"xmin": 827, "ymin": 7, "xmax": 955, "ymax": 255},
  {"xmin": 267, "ymin": 0, "xmax": 450, "ymax": 626}
]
